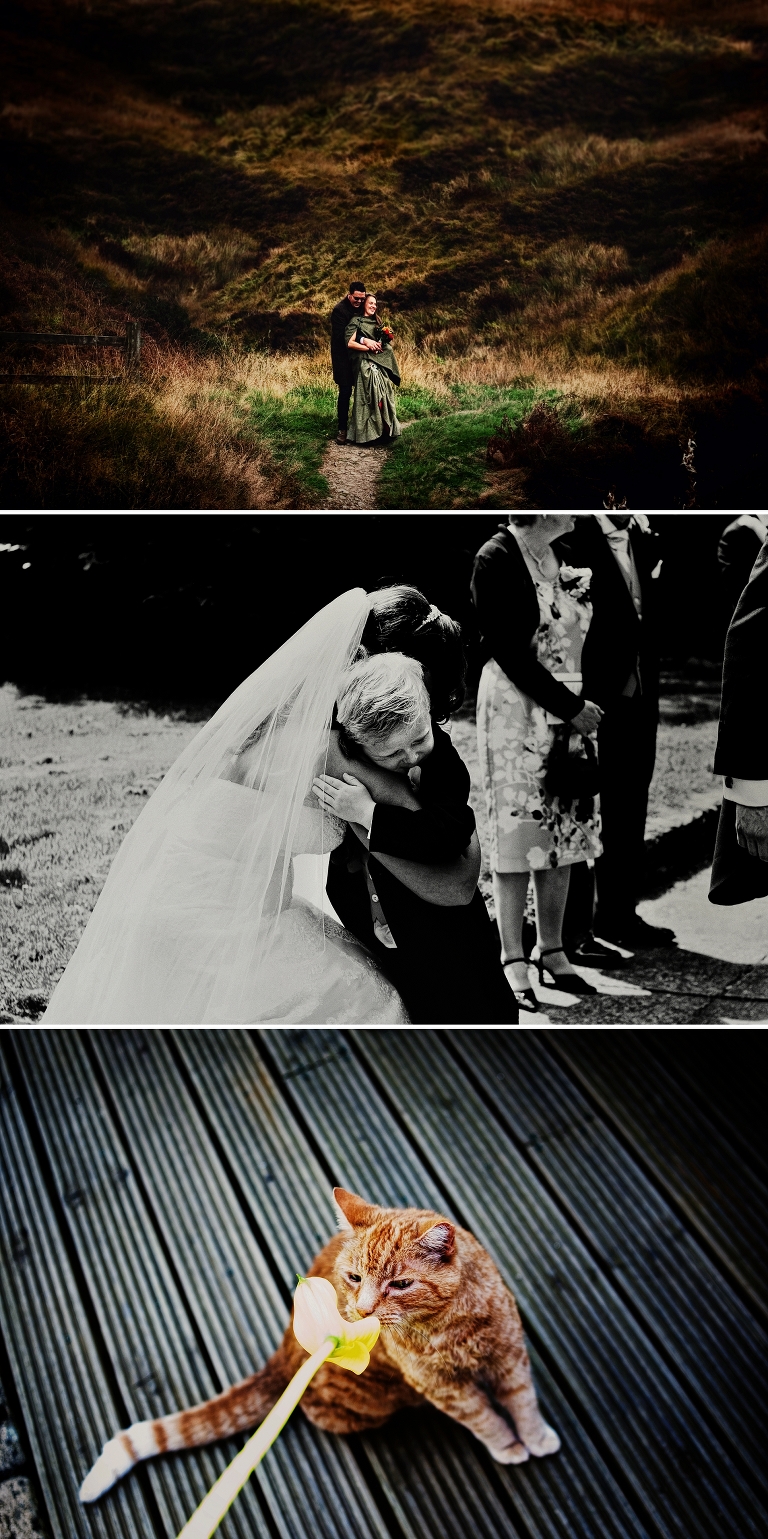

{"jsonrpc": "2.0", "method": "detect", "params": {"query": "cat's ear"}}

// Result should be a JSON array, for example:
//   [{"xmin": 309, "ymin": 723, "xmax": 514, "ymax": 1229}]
[
  {"xmin": 418, "ymin": 1221, "xmax": 455, "ymax": 1259},
  {"xmin": 333, "ymin": 1187, "xmax": 380, "ymax": 1231}
]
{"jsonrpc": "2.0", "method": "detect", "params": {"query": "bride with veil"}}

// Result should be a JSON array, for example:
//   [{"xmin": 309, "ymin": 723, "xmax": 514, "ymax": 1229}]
[{"xmin": 44, "ymin": 590, "xmax": 408, "ymax": 1025}]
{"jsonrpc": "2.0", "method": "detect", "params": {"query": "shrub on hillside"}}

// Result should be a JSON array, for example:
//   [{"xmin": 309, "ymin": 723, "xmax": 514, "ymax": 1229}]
[{"xmin": 484, "ymin": 395, "xmax": 768, "ymax": 509}]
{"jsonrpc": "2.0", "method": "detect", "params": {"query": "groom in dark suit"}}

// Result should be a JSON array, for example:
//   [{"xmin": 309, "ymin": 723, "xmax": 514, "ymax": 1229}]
[
  {"xmin": 717, "ymin": 515, "xmax": 768, "ymax": 622},
  {"xmin": 557, "ymin": 513, "xmax": 674, "ymax": 956},
  {"xmin": 709, "ymin": 530, "xmax": 768, "ymax": 905},
  {"xmin": 330, "ymin": 281, "xmax": 366, "ymax": 444}
]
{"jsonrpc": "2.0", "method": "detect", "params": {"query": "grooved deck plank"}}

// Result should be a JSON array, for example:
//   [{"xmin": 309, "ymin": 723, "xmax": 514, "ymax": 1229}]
[
  {"xmin": 643, "ymin": 1031, "xmax": 768, "ymax": 1182},
  {"xmin": 344, "ymin": 1028, "xmax": 767, "ymax": 1539},
  {"xmin": 91, "ymin": 1030, "xmax": 391, "ymax": 1539},
  {"xmin": 5, "ymin": 1026, "xmax": 764, "ymax": 1539},
  {"xmin": 450, "ymin": 1029, "xmax": 768, "ymax": 1488},
  {"xmin": 173, "ymin": 1028, "xmax": 526, "ymax": 1539},
  {"xmin": 11, "ymin": 1030, "xmax": 273, "ymax": 1539},
  {"xmin": 258, "ymin": 1028, "xmax": 652, "ymax": 1539},
  {"xmin": 546, "ymin": 1030, "xmax": 768, "ymax": 1317},
  {"xmin": 0, "ymin": 1043, "xmax": 156, "ymax": 1539}
]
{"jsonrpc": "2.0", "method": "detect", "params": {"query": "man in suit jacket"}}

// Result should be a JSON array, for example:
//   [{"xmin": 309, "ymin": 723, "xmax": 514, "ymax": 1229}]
[
  {"xmin": 709, "ymin": 531, "xmax": 768, "ymax": 904},
  {"xmin": 557, "ymin": 513, "xmax": 675, "ymax": 955},
  {"xmin": 718, "ymin": 515, "xmax": 768, "ymax": 622},
  {"xmin": 331, "ymin": 282, "xmax": 366, "ymax": 444}
]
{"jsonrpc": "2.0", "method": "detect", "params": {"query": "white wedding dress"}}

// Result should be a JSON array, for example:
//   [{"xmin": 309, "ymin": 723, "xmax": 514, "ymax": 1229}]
[
  {"xmin": 45, "ymin": 779, "xmax": 406, "ymax": 1025},
  {"xmin": 136, "ymin": 779, "xmax": 405, "ymax": 1024},
  {"xmin": 43, "ymin": 590, "xmax": 409, "ymax": 1026}
]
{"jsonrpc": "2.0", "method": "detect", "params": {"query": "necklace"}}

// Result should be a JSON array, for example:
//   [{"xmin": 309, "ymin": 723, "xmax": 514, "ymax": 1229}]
[{"xmin": 519, "ymin": 534, "xmax": 553, "ymax": 579}]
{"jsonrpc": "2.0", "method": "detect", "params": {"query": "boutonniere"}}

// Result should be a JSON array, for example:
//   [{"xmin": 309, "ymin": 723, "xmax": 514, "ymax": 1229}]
[{"xmin": 558, "ymin": 565, "xmax": 592, "ymax": 602}]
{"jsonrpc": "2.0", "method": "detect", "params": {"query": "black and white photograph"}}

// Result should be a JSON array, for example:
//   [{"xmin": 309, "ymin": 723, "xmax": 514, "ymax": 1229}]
[{"xmin": 1, "ymin": 511, "xmax": 766, "ymax": 1539}]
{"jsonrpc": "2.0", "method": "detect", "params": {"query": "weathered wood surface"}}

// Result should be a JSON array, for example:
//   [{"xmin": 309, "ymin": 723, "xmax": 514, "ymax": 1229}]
[
  {"xmin": 0, "ymin": 375, "xmax": 124, "ymax": 383},
  {"xmin": 0, "ymin": 333, "xmax": 126, "ymax": 344},
  {"xmin": 0, "ymin": 324, "xmax": 141, "ymax": 382},
  {"xmin": 1, "ymin": 1028, "xmax": 765, "ymax": 1539}
]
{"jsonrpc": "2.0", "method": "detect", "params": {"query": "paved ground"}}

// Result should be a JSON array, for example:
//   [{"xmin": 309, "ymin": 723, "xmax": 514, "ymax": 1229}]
[
  {"xmin": 521, "ymin": 867, "xmax": 768, "ymax": 1025},
  {"xmin": 0, "ymin": 1378, "xmax": 45, "ymax": 1539}
]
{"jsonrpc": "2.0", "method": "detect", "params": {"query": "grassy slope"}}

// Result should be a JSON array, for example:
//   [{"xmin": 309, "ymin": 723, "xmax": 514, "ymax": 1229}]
[
  {"xmin": 381, "ymin": 387, "xmax": 540, "ymax": 507},
  {"xmin": 1, "ymin": 0, "xmax": 766, "ymax": 506},
  {"xmin": 0, "ymin": 683, "xmax": 719, "ymax": 1020}
]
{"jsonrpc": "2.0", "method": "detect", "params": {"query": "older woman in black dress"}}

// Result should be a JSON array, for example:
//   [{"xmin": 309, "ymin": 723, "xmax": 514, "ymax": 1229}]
[{"xmin": 472, "ymin": 516, "xmax": 603, "ymax": 1013}]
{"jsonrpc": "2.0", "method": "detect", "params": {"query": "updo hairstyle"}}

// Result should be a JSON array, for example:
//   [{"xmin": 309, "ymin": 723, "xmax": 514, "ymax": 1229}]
[{"xmin": 358, "ymin": 584, "xmax": 465, "ymax": 721}]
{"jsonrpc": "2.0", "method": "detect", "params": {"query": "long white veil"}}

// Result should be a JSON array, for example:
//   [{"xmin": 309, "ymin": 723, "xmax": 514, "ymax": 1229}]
[{"xmin": 44, "ymin": 589, "xmax": 371, "ymax": 1024}]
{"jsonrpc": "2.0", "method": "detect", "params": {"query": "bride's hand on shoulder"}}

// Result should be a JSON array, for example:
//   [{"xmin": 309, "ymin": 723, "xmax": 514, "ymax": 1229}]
[{"xmin": 313, "ymin": 773, "xmax": 376, "ymax": 827}]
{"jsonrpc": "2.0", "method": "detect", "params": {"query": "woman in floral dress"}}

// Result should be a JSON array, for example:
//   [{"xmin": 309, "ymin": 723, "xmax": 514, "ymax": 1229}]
[{"xmin": 471, "ymin": 515, "xmax": 603, "ymax": 1012}]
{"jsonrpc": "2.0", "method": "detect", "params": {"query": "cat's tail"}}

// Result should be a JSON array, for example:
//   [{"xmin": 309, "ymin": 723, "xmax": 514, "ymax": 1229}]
[{"xmin": 80, "ymin": 1338, "xmax": 298, "ymax": 1503}]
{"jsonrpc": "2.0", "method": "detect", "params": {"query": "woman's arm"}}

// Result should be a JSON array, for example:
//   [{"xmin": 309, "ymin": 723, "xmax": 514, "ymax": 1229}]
[
  {"xmin": 324, "ymin": 730, "xmax": 421, "ymax": 807},
  {"xmin": 471, "ymin": 543, "xmax": 583, "ymax": 721},
  {"xmin": 351, "ymin": 826, "xmax": 480, "ymax": 907},
  {"xmin": 324, "ymin": 731, "xmax": 478, "ymax": 906},
  {"xmin": 324, "ymin": 731, "xmax": 475, "ymax": 862}
]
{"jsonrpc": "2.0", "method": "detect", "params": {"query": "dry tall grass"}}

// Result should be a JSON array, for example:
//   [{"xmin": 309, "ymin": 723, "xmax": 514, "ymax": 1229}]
[{"xmin": 1, "ymin": 0, "xmax": 766, "ymax": 505}]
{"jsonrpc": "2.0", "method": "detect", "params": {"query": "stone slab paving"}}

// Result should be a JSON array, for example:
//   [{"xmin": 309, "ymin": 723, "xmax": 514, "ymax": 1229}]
[
  {"xmin": 0, "ymin": 1379, "xmax": 46, "ymax": 1539},
  {"xmin": 0, "ymin": 1478, "xmax": 46, "ymax": 1539},
  {"xmin": 522, "ymin": 867, "xmax": 768, "ymax": 1024}
]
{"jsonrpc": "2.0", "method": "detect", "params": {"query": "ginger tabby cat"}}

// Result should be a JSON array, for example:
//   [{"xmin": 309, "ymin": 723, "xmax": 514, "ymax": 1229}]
[{"xmin": 81, "ymin": 1188, "xmax": 560, "ymax": 1500}]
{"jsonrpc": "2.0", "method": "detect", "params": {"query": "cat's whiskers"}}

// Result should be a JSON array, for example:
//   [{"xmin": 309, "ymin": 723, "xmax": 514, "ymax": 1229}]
[{"xmin": 384, "ymin": 1315, "xmax": 453, "ymax": 1374}]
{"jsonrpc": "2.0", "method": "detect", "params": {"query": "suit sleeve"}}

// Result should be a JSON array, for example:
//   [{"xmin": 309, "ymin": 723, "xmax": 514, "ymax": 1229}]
[
  {"xmin": 713, "ymin": 538, "xmax": 768, "ymax": 780},
  {"xmin": 718, "ymin": 525, "xmax": 764, "ymax": 620},
  {"xmin": 471, "ymin": 547, "xmax": 583, "ymax": 721},
  {"xmin": 368, "ymin": 732, "xmax": 476, "ymax": 861}
]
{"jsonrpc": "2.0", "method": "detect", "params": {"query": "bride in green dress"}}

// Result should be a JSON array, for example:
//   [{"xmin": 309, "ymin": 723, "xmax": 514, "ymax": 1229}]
[{"xmin": 344, "ymin": 293, "xmax": 402, "ymax": 445}]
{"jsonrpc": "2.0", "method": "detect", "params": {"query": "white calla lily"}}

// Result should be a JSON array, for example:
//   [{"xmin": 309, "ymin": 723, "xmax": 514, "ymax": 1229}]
[
  {"xmin": 292, "ymin": 1274, "xmax": 380, "ymax": 1371},
  {"xmin": 292, "ymin": 1274, "xmax": 343, "ymax": 1353},
  {"xmin": 174, "ymin": 1276, "xmax": 380, "ymax": 1539}
]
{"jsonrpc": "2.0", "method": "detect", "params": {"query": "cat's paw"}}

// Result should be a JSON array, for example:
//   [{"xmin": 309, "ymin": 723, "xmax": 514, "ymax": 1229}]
[
  {"xmin": 489, "ymin": 1439, "xmax": 530, "ymax": 1465},
  {"xmin": 79, "ymin": 1437, "xmax": 134, "ymax": 1502},
  {"xmin": 525, "ymin": 1423, "xmax": 561, "ymax": 1458}
]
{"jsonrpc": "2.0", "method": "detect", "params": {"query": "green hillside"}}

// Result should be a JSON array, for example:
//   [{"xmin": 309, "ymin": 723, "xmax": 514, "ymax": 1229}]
[{"xmin": 1, "ymin": 0, "xmax": 766, "ymax": 506}]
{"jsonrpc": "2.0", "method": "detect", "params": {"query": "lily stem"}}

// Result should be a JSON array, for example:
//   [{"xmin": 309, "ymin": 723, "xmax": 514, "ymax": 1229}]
[{"xmin": 175, "ymin": 1338, "xmax": 336, "ymax": 1539}]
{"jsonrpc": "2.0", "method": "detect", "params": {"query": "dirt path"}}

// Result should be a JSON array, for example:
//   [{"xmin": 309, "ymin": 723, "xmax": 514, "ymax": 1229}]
[
  {"xmin": 320, "ymin": 438, "xmax": 390, "ymax": 509},
  {"xmin": 319, "ymin": 407, "xmax": 493, "ymax": 510}
]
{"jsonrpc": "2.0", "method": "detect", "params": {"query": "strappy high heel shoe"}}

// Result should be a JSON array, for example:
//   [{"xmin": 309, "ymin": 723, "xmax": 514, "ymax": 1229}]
[
  {"xmin": 535, "ymin": 947, "xmax": 597, "ymax": 996},
  {"xmin": 503, "ymin": 958, "xmax": 539, "ymax": 1013}
]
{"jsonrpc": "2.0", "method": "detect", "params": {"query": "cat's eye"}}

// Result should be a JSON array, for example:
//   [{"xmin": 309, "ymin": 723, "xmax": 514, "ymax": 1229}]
[
  {"xmin": 388, "ymin": 1279, "xmax": 413, "ymax": 1291},
  {"xmin": 346, "ymin": 1273, "xmax": 361, "ymax": 1284}
]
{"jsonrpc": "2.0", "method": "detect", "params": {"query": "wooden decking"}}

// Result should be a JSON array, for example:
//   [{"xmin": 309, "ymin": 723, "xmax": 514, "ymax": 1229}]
[{"xmin": 0, "ymin": 1029, "xmax": 766, "ymax": 1539}]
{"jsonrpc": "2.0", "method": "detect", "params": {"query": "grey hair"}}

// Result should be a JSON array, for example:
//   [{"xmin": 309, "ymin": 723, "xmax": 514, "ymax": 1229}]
[{"xmin": 336, "ymin": 652, "xmax": 430, "ymax": 745}]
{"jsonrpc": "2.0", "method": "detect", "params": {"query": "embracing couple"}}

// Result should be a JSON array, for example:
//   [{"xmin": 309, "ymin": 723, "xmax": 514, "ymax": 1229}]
[
  {"xmin": 44, "ymin": 586, "xmax": 515, "ymax": 1027},
  {"xmin": 331, "ymin": 281, "xmax": 402, "ymax": 447}
]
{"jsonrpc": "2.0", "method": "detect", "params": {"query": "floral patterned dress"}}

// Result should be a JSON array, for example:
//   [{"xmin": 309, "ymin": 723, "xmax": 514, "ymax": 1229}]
[{"xmin": 477, "ymin": 562, "xmax": 603, "ymax": 875}]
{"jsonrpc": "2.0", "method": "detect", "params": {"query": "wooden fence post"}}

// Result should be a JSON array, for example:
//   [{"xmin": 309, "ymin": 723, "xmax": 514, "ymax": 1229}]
[{"xmin": 125, "ymin": 321, "xmax": 141, "ymax": 376}]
